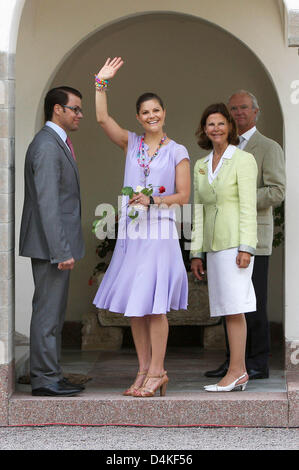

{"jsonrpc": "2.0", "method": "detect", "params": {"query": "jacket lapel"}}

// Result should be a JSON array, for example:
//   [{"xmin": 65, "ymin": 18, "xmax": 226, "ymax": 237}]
[
  {"xmin": 243, "ymin": 130, "xmax": 260, "ymax": 157},
  {"xmin": 199, "ymin": 160, "xmax": 212, "ymax": 190},
  {"xmin": 212, "ymin": 157, "xmax": 233, "ymax": 187},
  {"xmin": 42, "ymin": 125, "xmax": 80, "ymax": 188}
]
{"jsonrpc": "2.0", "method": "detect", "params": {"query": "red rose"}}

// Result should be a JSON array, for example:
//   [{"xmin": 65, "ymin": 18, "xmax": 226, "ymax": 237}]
[{"xmin": 159, "ymin": 186, "xmax": 166, "ymax": 194}]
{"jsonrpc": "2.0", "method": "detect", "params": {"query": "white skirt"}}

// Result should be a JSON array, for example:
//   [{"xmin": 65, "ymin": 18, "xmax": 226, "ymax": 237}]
[{"xmin": 206, "ymin": 247, "xmax": 256, "ymax": 317}]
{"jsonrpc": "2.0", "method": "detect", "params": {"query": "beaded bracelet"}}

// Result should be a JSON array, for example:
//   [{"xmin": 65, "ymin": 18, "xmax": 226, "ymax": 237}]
[{"xmin": 95, "ymin": 75, "xmax": 109, "ymax": 91}]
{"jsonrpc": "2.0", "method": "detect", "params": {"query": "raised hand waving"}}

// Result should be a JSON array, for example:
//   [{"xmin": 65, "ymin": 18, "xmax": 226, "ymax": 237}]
[{"xmin": 96, "ymin": 57, "xmax": 124, "ymax": 80}]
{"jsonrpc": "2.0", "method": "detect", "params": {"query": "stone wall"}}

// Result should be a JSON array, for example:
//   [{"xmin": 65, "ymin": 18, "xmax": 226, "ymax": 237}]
[{"xmin": 0, "ymin": 50, "xmax": 15, "ymax": 424}]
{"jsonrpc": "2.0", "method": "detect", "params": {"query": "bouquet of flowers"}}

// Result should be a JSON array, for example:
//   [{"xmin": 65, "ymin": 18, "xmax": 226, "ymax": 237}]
[
  {"xmin": 122, "ymin": 184, "xmax": 166, "ymax": 219},
  {"xmin": 92, "ymin": 185, "xmax": 166, "ymax": 237}
]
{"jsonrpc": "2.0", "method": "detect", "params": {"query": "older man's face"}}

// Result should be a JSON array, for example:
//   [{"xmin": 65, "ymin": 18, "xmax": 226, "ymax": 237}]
[{"xmin": 228, "ymin": 93, "xmax": 258, "ymax": 134}]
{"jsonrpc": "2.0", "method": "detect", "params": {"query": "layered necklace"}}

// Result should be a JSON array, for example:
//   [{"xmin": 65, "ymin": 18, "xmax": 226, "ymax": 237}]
[{"xmin": 137, "ymin": 134, "xmax": 167, "ymax": 182}]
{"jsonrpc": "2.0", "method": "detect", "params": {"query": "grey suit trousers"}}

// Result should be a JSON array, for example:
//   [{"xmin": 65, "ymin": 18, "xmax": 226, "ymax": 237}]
[{"xmin": 30, "ymin": 258, "xmax": 70, "ymax": 389}]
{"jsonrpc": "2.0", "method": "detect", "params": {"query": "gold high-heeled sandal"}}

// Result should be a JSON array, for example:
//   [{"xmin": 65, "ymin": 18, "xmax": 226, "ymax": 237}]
[
  {"xmin": 122, "ymin": 370, "xmax": 148, "ymax": 396},
  {"xmin": 132, "ymin": 371, "xmax": 169, "ymax": 397}
]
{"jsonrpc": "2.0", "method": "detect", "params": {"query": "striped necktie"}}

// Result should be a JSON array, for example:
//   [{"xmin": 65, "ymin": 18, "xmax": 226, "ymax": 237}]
[{"xmin": 66, "ymin": 136, "xmax": 76, "ymax": 161}]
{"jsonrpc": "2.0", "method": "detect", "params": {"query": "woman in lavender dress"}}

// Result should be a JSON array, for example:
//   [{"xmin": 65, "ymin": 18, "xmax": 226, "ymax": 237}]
[{"xmin": 93, "ymin": 57, "xmax": 190, "ymax": 397}]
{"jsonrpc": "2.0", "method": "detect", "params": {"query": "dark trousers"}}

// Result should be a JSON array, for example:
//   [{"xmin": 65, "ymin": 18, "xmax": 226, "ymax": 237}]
[
  {"xmin": 224, "ymin": 255, "xmax": 270, "ymax": 371},
  {"xmin": 30, "ymin": 259, "xmax": 70, "ymax": 389}
]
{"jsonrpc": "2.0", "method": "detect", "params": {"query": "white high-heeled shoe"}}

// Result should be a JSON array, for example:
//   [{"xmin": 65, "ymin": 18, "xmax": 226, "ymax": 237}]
[{"xmin": 204, "ymin": 373, "xmax": 248, "ymax": 392}]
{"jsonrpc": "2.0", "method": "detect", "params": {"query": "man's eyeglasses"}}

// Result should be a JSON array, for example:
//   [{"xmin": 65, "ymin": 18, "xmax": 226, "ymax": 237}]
[{"xmin": 62, "ymin": 105, "xmax": 83, "ymax": 115}]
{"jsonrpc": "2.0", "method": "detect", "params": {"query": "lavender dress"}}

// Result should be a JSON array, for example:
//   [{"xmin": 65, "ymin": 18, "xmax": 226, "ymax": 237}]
[{"xmin": 93, "ymin": 132, "xmax": 189, "ymax": 317}]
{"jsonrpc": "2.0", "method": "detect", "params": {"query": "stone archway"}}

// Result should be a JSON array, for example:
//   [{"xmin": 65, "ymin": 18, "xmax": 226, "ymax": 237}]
[{"xmin": 1, "ymin": 0, "xmax": 299, "ymax": 426}]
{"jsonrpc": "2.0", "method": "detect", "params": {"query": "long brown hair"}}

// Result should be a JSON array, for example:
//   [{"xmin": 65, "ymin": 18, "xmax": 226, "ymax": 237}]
[{"xmin": 196, "ymin": 103, "xmax": 239, "ymax": 150}]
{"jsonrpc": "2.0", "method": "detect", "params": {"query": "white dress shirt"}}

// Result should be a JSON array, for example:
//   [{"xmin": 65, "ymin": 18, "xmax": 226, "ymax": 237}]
[
  {"xmin": 204, "ymin": 144, "xmax": 237, "ymax": 184},
  {"xmin": 238, "ymin": 126, "xmax": 257, "ymax": 150},
  {"xmin": 45, "ymin": 121, "xmax": 68, "ymax": 144}
]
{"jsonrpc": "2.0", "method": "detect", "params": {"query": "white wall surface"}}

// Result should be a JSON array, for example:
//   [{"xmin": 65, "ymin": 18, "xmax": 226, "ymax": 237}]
[{"xmin": 0, "ymin": 0, "xmax": 26, "ymax": 53}]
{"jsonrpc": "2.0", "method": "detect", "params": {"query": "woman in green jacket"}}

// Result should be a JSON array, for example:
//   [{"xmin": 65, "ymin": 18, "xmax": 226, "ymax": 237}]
[{"xmin": 190, "ymin": 103, "xmax": 258, "ymax": 392}]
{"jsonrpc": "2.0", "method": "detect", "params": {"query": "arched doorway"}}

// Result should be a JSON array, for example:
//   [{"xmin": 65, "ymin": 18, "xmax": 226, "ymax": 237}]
[
  {"xmin": 15, "ymin": 12, "xmax": 284, "ymax": 345},
  {"xmin": 3, "ymin": 0, "xmax": 296, "ymax": 427}
]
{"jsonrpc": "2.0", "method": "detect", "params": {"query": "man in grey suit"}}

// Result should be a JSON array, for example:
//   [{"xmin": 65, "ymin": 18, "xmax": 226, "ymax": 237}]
[
  {"xmin": 205, "ymin": 90, "xmax": 285, "ymax": 380},
  {"xmin": 19, "ymin": 86, "xmax": 85, "ymax": 396}
]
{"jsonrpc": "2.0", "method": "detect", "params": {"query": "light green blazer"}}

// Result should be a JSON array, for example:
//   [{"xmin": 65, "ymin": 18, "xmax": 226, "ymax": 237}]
[{"xmin": 190, "ymin": 147, "xmax": 258, "ymax": 258}]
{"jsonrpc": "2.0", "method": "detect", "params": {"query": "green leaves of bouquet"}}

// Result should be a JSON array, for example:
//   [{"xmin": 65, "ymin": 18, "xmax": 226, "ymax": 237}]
[{"xmin": 122, "ymin": 184, "xmax": 153, "ymax": 219}]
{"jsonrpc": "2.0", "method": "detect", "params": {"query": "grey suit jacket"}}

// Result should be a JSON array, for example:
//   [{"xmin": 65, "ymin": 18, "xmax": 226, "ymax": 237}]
[
  {"xmin": 19, "ymin": 125, "xmax": 85, "ymax": 263},
  {"xmin": 244, "ymin": 130, "xmax": 285, "ymax": 256}
]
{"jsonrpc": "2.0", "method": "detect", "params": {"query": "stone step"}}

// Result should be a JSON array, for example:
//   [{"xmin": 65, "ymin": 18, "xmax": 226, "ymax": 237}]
[
  {"xmin": 9, "ymin": 391, "xmax": 289, "ymax": 427},
  {"xmin": 10, "ymin": 347, "xmax": 296, "ymax": 428}
]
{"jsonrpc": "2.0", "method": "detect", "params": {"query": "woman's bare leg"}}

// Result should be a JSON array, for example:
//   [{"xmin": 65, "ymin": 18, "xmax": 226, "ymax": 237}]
[
  {"xmin": 144, "ymin": 314, "xmax": 169, "ymax": 390},
  {"xmin": 218, "ymin": 313, "xmax": 248, "ymax": 387},
  {"xmin": 129, "ymin": 317, "xmax": 151, "ymax": 388}
]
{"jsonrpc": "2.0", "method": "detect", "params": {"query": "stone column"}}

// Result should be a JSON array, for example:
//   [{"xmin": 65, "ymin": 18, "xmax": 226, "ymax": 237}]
[
  {"xmin": 283, "ymin": 1, "xmax": 299, "ymax": 372},
  {"xmin": 0, "ymin": 50, "xmax": 15, "ymax": 425},
  {"xmin": 0, "ymin": 0, "xmax": 26, "ymax": 426}
]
